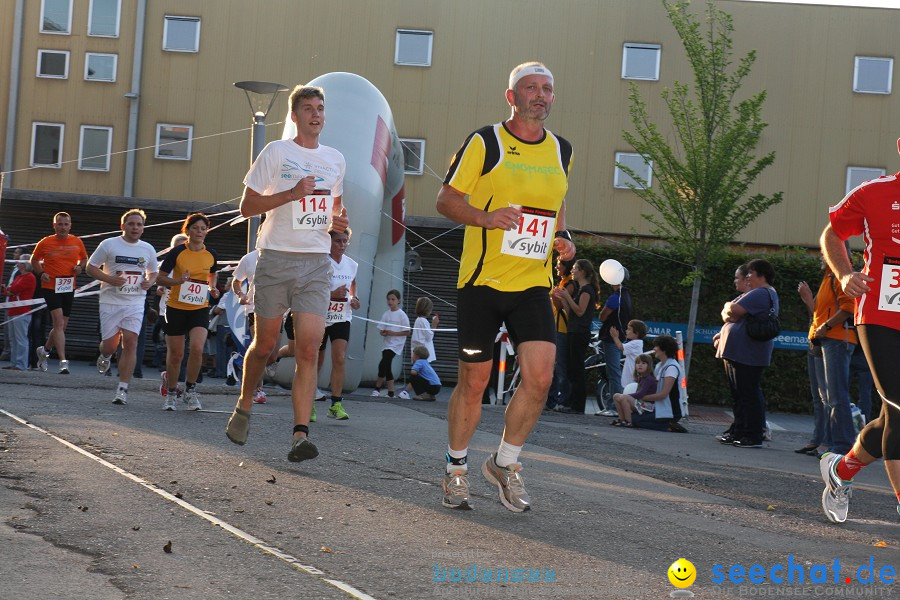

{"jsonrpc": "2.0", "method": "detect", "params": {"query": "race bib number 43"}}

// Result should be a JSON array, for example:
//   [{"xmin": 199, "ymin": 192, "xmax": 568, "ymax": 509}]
[
  {"xmin": 178, "ymin": 280, "xmax": 208, "ymax": 306},
  {"xmin": 292, "ymin": 190, "xmax": 333, "ymax": 230},
  {"xmin": 54, "ymin": 277, "xmax": 74, "ymax": 294},
  {"xmin": 878, "ymin": 256, "xmax": 900, "ymax": 313},
  {"xmin": 501, "ymin": 206, "xmax": 556, "ymax": 260},
  {"xmin": 326, "ymin": 300, "xmax": 350, "ymax": 324}
]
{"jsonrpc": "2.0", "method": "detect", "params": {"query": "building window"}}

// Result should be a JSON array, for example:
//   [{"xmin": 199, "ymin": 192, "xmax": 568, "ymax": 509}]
[
  {"xmin": 85, "ymin": 53, "xmax": 117, "ymax": 82},
  {"xmin": 400, "ymin": 139, "xmax": 425, "ymax": 175},
  {"xmin": 155, "ymin": 124, "xmax": 193, "ymax": 160},
  {"xmin": 37, "ymin": 49, "xmax": 69, "ymax": 78},
  {"xmin": 163, "ymin": 16, "xmax": 201, "ymax": 52},
  {"xmin": 395, "ymin": 29, "xmax": 433, "ymax": 66},
  {"xmin": 622, "ymin": 43, "xmax": 661, "ymax": 81},
  {"xmin": 31, "ymin": 122, "xmax": 64, "ymax": 168},
  {"xmin": 88, "ymin": 0, "xmax": 121, "ymax": 37},
  {"xmin": 614, "ymin": 152, "xmax": 653, "ymax": 190},
  {"xmin": 853, "ymin": 57, "xmax": 893, "ymax": 94},
  {"xmin": 40, "ymin": 0, "xmax": 72, "ymax": 34},
  {"xmin": 79, "ymin": 126, "xmax": 112, "ymax": 171},
  {"xmin": 846, "ymin": 166, "xmax": 886, "ymax": 194}
]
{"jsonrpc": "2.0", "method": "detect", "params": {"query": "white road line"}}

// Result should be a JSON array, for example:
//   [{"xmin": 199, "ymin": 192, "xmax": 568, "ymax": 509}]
[{"xmin": 0, "ymin": 408, "xmax": 379, "ymax": 600}]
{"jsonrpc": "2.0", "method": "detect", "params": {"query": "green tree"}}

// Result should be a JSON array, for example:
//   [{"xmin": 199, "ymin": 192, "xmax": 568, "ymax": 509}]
[{"xmin": 619, "ymin": 0, "xmax": 783, "ymax": 373}]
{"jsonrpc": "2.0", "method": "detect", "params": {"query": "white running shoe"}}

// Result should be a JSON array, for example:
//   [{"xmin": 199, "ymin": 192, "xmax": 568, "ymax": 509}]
[
  {"xmin": 820, "ymin": 452, "xmax": 852, "ymax": 523},
  {"xmin": 315, "ymin": 387, "xmax": 327, "ymax": 401},
  {"xmin": 36, "ymin": 346, "xmax": 49, "ymax": 372},
  {"xmin": 370, "ymin": 389, "xmax": 382, "ymax": 397},
  {"xmin": 113, "ymin": 390, "xmax": 127, "ymax": 405},
  {"xmin": 97, "ymin": 354, "xmax": 111, "ymax": 375},
  {"xmin": 162, "ymin": 396, "xmax": 176, "ymax": 411},
  {"xmin": 264, "ymin": 360, "xmax": 279, "ymax": 379},
  {"xmin": 185, "ymin": 389, "xmax": 202, "ymax": 411},
  {"xmin": 398, "ymin": 390, "xmax": 411, "ymax": 400},
  {"xmin": 252, "ymin": 387, "xmax": 267, "ymax": 404},
  {"xmin": 58, "ymin": 359, "xmax": 70, "ymax": 375}
]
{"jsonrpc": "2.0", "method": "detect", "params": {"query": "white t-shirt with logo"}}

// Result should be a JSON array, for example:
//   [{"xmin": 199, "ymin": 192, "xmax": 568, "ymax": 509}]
[
  {"xmin": 243, "ymin": 139, "xmax": 346, "ymax": 254},
  {"xmin": 88, "ymin": 236, "xmax": 158, "ymax": 306},
  {"xmin": 326, "ymin": 255, "xmax": 358, "ymax": 325},
  {"xmin": 232, "ymin": 249, "xmax": 258, "ymax": 315}
]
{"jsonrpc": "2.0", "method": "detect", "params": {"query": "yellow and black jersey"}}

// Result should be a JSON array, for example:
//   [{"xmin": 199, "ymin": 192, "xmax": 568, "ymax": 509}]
[
  {"xmin": 160, "ymin": 243, "xmax": 219, "ymax": 311},
  {"xmin": 444, "ymin": 122, "xmax": 573, "ymax": 292}
]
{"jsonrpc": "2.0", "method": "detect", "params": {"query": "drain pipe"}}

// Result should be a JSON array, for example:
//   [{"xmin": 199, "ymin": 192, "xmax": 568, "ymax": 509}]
[
  {"xmin": 2, "ymin": 0, "xmax": 25, "ymax": 189},
  {"xmin": 123, "ymin": 0, "xmax": 147, "ymax": 198}
]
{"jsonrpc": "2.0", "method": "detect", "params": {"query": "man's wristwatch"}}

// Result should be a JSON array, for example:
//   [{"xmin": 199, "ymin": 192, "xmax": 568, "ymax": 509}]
[{"xmin": 554, "ymin": 230, "xmax": 573, "ymax": 242}]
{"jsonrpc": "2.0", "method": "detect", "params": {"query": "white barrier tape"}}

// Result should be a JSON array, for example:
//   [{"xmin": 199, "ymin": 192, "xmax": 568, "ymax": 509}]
[{"xmin": 351, "ymin": 314, "xmax": 457, "ymax": 333}]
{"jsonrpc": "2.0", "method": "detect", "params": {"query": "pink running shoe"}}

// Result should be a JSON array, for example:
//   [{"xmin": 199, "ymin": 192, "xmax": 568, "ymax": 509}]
[{"xmin": 160, "ymin": 371, "xmax": 168, "ymax": 396}]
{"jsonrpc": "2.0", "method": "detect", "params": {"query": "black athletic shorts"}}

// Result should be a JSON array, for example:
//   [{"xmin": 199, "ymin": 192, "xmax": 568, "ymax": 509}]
[
  {"xmin": 319, "ymin": 320, "xmax": 351, "ymax": 351},
  {"xmin": 43, "ymin": 290, "xmax": 75, "ymax": 317},
  {"xmin": 284, "ymin": 312, "xmax": 294, "ymax": 341},
  {"xmin": 164, "ymin": 306, "xmax": 209, "ymax": 337},
  {"xmin": 456, "ymin": 285, "xmax": 555, "ymax": 363}
]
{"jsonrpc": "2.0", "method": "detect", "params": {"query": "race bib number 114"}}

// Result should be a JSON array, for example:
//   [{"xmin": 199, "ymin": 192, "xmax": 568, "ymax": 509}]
[{"xmin": 292, "ymin": 190, "xmax": 333, "ymax": 230}]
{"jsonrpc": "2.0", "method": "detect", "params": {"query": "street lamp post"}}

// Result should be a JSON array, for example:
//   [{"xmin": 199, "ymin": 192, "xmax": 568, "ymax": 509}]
[{"xmin": 233, "ymin": 80, "xmax": 290, "ymax": 252}]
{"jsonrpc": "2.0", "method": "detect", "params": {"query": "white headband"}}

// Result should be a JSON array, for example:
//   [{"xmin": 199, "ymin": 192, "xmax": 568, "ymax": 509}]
[{"xmin": 509, "ymin": 65, "xmax": 554, "ymax": 90}]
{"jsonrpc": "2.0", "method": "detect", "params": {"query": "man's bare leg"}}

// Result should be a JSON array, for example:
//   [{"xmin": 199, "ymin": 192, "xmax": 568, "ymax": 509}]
[{"xmin": 290, "ymin": 312, "xmax": 326, "ymax": 442}]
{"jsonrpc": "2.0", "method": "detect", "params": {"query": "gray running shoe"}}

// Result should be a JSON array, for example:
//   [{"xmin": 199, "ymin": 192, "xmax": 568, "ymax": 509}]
[
  {"xmin": 820, "ymin": 452, "xmax": 851, "ymax": 523},
  {"xmin": 287, "ymin": 437, "xmax": 319, "ymax": 462},
  {"xmin": 97, "ymin": 353, "xmax": 111, "ymax": 375},
  {"xmin": 58, "ymin": 359, "xmax": 70, "ymax": 375},
  {"xmin": 185, "ymin": 389, "xmax": 202, "ymax": 411},
  {"xmin": 442, "ymin": 469, "xmax": 472, "ymax": 510},
  {"xmin": 225, "ymin": 407, "xmax": 251, "ymax": 444},
  {"xmin": 163, "ymin": 396, "xmax": 177, "ymax": 411},
  {"xmin": 36, "ymin": 346, "xmax": 49, "ymax": 372},
  {"xmin": 112, "ymin": 390, "xmax": 127, "ymax": 405},
  {"xmin": 482, "ymin": 453, "xmax": 531, "ymax": 512}
]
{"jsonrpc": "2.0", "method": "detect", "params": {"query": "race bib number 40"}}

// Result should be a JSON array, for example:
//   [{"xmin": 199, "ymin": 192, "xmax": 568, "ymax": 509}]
[
  {"xmin": 878, "ymin": 256, "xmax": 900, "ymax": 313},
  {"xmin": 292, "ymin": 190, "xmax": 333, "ymax": 230},
  {"xmin": 118, "ymin": 271, "xmax": 143, "ymax": 295},
  {"xmin": 178, "ymin": 280, "xmax": 208, "ymax": 306},
  {"xmin": 54, "ymin": 276, "xmax": 74, "ymax": 294},
  {"xmin": 501, "ymin": 206, "xmax": 556, "ymax": 260}
]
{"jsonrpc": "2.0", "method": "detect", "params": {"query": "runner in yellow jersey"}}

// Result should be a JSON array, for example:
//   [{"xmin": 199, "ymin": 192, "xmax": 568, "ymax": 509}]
[{"xmin": 436, "ymin": 61, "xmax": 576, "ymax": 512}]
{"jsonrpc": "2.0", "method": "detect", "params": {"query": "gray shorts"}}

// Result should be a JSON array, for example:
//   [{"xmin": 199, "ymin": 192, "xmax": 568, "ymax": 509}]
[{"xmin": 253, "ymin": 250, "xmax": 332, "ymax": 320}]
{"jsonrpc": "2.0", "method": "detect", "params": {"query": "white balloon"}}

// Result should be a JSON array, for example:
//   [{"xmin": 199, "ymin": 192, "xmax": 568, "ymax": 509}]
[
  {"xmin": 599, "ymin": 259, "xmax": 625, "ymax": 285},
  {"xmin": 623, "ymin": 382, "xmax": 639, "ymax": 395}
]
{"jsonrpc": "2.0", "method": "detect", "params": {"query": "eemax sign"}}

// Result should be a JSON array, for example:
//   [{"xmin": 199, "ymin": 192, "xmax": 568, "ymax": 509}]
[{"xmin": 711, "ymin": 555, "xmax": 896, "ymax": 585}]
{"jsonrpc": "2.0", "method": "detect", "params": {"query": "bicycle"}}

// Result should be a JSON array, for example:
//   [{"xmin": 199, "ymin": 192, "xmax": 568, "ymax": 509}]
[{"xmin": 583, "ymin": 331, "xmax": 611, "ymax": 411}]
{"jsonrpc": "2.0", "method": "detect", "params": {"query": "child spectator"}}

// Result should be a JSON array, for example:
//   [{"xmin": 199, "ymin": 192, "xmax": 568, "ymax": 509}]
[
  {"xmin": 410, "ymin": 296, "xmax": 439, "ymax": 363},
  {"xmin": 403, "ymin": 345, "xmax": 442, "ymax": 401},
  {"xmin": 373, "ymin": 289, "xmax": 409, "ymax": 397},
  {"xmin": 632, "ymin": 335, "xmax": 687, "ymax": 433},
  {"xmin": 609, "ymin": 354, "xmax": 656, "ymax": 426},
  {"xmin": 610, "ymin": 319, "xmax": 648, "ymax": 388}
]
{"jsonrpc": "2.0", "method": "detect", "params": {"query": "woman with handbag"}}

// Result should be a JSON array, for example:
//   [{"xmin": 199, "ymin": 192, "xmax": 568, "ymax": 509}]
[{"xmin": 716, "ymin": 258, "xmax": 780, "ymax": 448}]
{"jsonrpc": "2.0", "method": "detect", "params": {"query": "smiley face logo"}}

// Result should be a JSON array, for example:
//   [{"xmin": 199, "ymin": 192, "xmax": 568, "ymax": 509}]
[{"xmin": 668, "ymin": 558, "xmax": 696, "ymax": 588}]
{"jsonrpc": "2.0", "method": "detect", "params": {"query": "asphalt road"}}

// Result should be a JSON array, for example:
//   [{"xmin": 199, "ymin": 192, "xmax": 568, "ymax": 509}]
[{"xmin": 1, "ymin": 363, "xmax": 898, "ymax": 600}]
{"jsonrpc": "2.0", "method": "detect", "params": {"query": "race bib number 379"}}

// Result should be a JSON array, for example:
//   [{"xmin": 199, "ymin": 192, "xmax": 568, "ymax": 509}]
[
  {"xmin": 878, "ymin": 256, "xmax": 900, "ymax": 313},
  {"xmin": 292, "ymin": 190, "xmax": 333, "ymax": 230},
  {"xmin": 501, "ymin": 206, "xmax": 556, "ymax": 260}
]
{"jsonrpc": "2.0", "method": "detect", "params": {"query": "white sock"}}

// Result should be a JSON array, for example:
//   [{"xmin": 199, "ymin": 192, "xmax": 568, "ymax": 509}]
[
  {"xmin": 446, "ymin": 446, "xmax": 468, "ymax": 473},
  {"xmin": 495, "ymin": 440, "xmax": 523, "ymax": 468},
  {"xmin": 118, "ymin": 382, "xmax": 128, "ymax": 392}
]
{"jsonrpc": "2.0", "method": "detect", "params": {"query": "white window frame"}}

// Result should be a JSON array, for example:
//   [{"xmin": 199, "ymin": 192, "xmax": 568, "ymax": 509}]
[
  {"xmin": 155, "ymin": 124, "xmax": 193, "ymax": 160},
  {"xmin": 394, "ymin": 29, "xmax": 433, "ymax": 67},
  {"xmin": 846, "ymin": 166, "xmax": 886, "ymax": 194},
  {"xmin": 78, "ymin": 126, "xmax": 113, "ymax": 171},
  {"xmin": 622, "ymin": 43, "xmax": 661, "ymax": 81},
  {"xmin": 30, "ymin": 122, "xmax": 65, "ymax": 168},
  {"xmin": 853, "ymin": 56, "xmax": 893, "ymax": 94},
  {"xmin": 40, "ymin": 0, "xmax": 73, "ymax": 34},
  {"xmin": 36, "ymin": 49, "xmax": 70, "ymax": 79},
  {"xmin": 84, "ymin": 52, "xmax": 118, "ymax": 82},
  {"xmin": 399, "ymin": 138, "xmax": 426, "ymax": 175},
  {"xmin": 163, "ymin": 16, "xmax": 201, "ymax": 53},
  {"xmin": 88, "ymin": 0, "xmax": 121, "ymax": 38},
  {"xmin": 614, "ymin": 152, "xmax": 653, "ymax": 190}
]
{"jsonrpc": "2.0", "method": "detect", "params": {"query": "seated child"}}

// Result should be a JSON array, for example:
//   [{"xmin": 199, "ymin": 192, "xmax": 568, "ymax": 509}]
[
  {"xmin": 403, "ymin": 345, "xmax": 442, "ymax": 401},
  {"xmin": 611, "ymin": 353, "xmax": 657, "ymax": 427},
  {"xmin": 632, "ymin": 335, "xmax": 687, "ymax": 432}
]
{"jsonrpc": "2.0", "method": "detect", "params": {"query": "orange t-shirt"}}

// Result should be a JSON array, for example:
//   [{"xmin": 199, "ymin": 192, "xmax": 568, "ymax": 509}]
[{"xmin": 32, "ymin": 234, "xmax": 88, "ymax": 290}]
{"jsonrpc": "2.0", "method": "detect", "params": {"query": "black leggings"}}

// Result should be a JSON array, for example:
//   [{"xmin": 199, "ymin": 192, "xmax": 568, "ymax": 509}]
[
  {"xmin": 856, "ymin": 324, "xmax": 900, "ymax": 460},
  {"xmin": 566, "ymin": 330, "xmax": 590, "ymax": 412},
  {"xmin": 378, "ymin": 349, "xmax": 396, "ymax": 381}
]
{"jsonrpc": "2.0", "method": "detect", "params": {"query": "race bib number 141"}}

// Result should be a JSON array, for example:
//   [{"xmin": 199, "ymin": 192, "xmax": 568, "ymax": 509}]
[{"xmin": 501, "ymin": 206, "xmax": 556, "ymax": 260}]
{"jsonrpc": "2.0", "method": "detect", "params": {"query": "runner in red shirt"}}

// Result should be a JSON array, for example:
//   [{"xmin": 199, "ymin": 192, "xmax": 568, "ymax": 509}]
[{"xmin": 818, "ymin": 138, "xmax": 900, "ymax": 523}]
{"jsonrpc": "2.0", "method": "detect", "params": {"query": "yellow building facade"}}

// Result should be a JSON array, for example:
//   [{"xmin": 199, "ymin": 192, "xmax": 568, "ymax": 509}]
[{"xmin": 2, "ymin": 0, "xmax": 899, "ymax": 247}]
